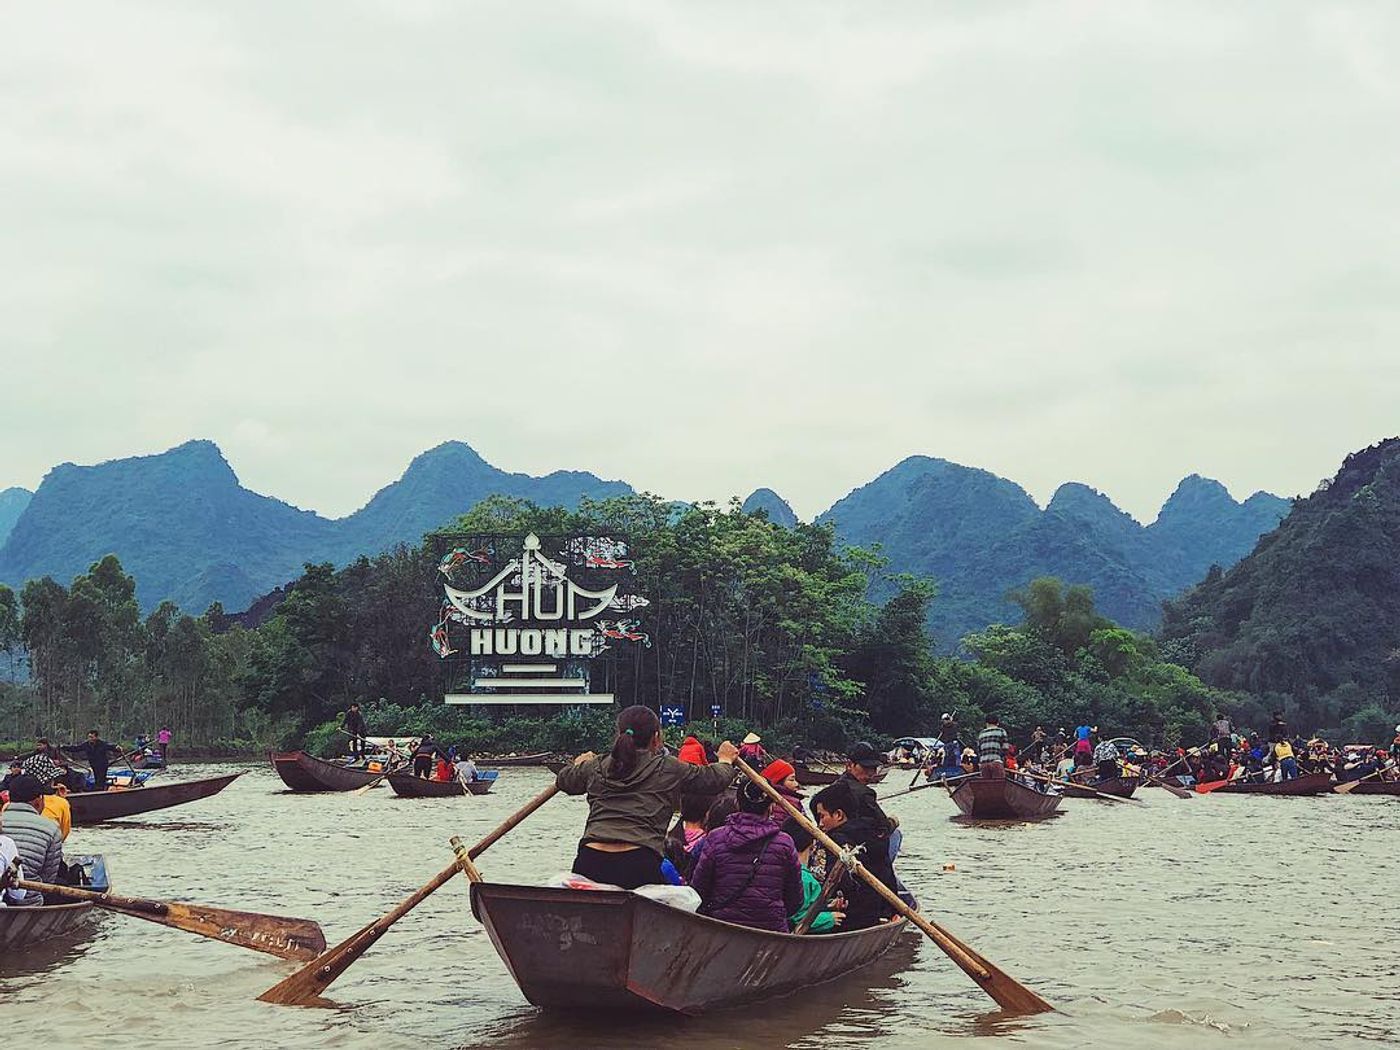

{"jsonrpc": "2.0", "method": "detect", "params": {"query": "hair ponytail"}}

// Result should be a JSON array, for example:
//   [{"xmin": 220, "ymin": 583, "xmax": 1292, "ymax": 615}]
[{"xmin": 609, "ymin": 705, "xmax": 661, "ymax": 779}]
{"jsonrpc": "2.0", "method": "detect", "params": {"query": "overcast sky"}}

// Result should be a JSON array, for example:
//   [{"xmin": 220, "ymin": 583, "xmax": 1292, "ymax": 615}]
[{"xmin": 4, "ymin": 2, "xmax": 1399, "ymax": 522}]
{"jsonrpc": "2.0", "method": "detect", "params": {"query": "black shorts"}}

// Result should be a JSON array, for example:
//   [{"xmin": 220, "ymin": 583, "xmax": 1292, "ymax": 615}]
[{"xmin": 571, "ymin": 844, "xmax": 662, "ymax": 890}]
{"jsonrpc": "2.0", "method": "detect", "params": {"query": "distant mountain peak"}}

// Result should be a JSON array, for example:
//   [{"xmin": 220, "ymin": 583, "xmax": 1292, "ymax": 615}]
[
  {"xmin": 0, "ymin": 486, "xmax": 32, "ymax": 547},
  {"xmin": 742, "ymin": 488, "xmax": 798, "ymax": 527}
]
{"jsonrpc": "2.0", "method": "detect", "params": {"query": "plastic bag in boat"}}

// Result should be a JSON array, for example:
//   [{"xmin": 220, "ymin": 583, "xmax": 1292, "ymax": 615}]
[{"xmin": 543, "ymin": 872, "xmax": 702, "ymax": 912}]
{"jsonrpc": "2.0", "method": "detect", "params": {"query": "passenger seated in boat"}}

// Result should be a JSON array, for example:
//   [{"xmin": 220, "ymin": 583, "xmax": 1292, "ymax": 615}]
[
  {"xmin": 689, "ymin": 779, "xmax": 803, "ymax": 933},
  {"xmin": 0, "ymin": 776, "xmax": 62, "ymax": 905},
  {"xmin": 687, "ymin": 792, "xmax": 739, "ymax": 870},
  {"xmin": 811, "ymin": 781, "xmax": 896, "ymax": 930},
  {"xmin": 663, "ymin": 792, "xmax": 713, "ymax": 882},
  {"xmin": 557, "ymin": 705, "xmax": 737, "ymax": 890},
  {"xmin": 433, "ymin": 755, "xmax": 453, "ymax": 782},
  {"xmin": 781, "ymin": 818, "xmax": 845, "ymax": 933},
  {"xmin": 1093, "ymin": 739, "xmax": 1120, "ymax": 782},
  {"xmin": 0, "ymin": 833, "xmax": 25, "ymax": 907},
  {"xmin": 0, "ymin": 759, "xmax": 21, "ymax": 797},
  {"xmin": 759, "ymin": 759, "xmax": 805, "ymax": 823},
  {"xmin": 454, "ymin": 755, "xmax": 479, "ymax": 784}
]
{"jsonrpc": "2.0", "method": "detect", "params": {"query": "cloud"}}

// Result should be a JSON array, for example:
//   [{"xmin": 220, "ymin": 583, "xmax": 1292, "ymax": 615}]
[{"xmin": 3, "ymin": 1, "xmax": 1399, "ymax": 523}]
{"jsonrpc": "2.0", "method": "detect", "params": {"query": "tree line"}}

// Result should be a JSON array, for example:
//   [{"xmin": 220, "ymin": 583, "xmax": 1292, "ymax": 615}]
[{"xmin": 0, "ymin": 493, "xmax": 1246, "ymax": 755}]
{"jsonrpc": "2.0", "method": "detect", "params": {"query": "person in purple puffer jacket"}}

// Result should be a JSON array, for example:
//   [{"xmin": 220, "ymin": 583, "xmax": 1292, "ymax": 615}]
[{"xmin": 689, "ymin": 778, "xmax": 804, "ymax": 932}]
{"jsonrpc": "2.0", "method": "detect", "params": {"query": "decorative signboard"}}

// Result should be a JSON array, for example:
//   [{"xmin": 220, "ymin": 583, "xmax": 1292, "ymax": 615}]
[{"xmin": 430, "ymin": 533, "xmax": 649, "ymax": 705}]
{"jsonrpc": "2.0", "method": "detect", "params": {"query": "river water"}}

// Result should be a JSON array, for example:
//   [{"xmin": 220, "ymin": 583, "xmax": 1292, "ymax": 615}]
[{"xmin": 3, "ymin": 762, "xmax": 1397, "ymax": 1049}]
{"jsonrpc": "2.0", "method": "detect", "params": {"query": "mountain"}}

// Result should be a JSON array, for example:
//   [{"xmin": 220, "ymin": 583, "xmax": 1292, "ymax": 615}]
[
  {"xmin": 818, "ymin": 457, "xmax": 1289, "ymax": 647},
  {"xmin": 328, "ymin": 441, "xmax": 632, "ymax": 562},
  {"xmin": 0, "ymin": 440, "xmax": 633, "ymax": 614},
  {"xmin": 741, "ymin": 488, "xmax": 798, "ymax": 527},
  {"xmin": 1160, "ymin": 438, "xmax": 1400, "ymax": 715},
  {"xmin": 0, "ymin": 441, "xmax": 335, "ymax": 613},
  {"xmin": 0, "ymin": 487, "xmax": 31, "ymax": 547}
]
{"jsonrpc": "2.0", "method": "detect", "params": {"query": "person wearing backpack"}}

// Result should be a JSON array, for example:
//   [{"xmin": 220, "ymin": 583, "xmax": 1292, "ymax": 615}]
[{"xmin": 689, "ymin": 778, "xmax": 803, "ymax": 932}]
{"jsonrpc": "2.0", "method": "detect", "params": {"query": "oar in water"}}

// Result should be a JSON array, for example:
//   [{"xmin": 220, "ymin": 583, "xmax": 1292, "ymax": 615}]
[
  {"xmin": 1019, "ymin": 768, "xmax": 1142, "ymax": 805},
  {"xmin": 1141, "ymin": 772, "xmax": 1193, "ymax": 799},
  {"xmin": 880, "ymin": 772, "xmax": 975, "ymax": 803},
  {"xmin": 735, "ymin": 757, "xmax": 1055, "ymax": 1015},
  {"xmin": 1, "ymin": 871, "xmax": 326, "ymax": 960},
  {"xmin": 258, "ymin": 781, "xmax": 560, "ymax": 1006},
  {"xmin": 351, "ymin": 758, "xmax": 410, "ymax": 797}
]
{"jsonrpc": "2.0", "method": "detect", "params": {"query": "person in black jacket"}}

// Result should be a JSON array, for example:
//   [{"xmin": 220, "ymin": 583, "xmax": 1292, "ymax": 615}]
[
  {"xmin": 811, "ymin": 780, "xmax": 896, "ymax": 930},
  {"xmin": 343, "ymin": 703, "xmax": 368, "ymax": 759},
  {"xmin": 63, "ymin": 731, "xmax": 120, "ymax": 790}
]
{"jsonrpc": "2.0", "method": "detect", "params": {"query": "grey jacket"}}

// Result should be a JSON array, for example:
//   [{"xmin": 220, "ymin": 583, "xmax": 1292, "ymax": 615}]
[
  {"xmin": 557, "ymin": 751, "xmax": 736, "ymax": 855},
  {"xmin": 0, "ymin": 804, "xmax": 63, "ymax": 905}
]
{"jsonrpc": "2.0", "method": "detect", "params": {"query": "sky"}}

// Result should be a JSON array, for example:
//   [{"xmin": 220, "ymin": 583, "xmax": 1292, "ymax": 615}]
[{"xmin": 4, "ymin": 1, "xmax": 1400, "ymax": 523}]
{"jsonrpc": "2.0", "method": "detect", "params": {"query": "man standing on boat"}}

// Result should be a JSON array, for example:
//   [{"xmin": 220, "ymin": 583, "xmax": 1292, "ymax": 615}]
[
  {"xmin": 63, "ymin": 731, "xmax": 120, "ymax": 791},
  {"xmin": 978, "ymin": 716, "xmax": 1009, "ymax": 779},
  {"xmin": 343, "ymin": 703, "xmax": 368, "ymax": 760}
]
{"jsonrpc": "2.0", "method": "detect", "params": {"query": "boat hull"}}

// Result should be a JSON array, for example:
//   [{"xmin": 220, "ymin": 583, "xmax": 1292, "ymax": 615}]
[
  {"xmin": 1063, "ymin": 775, "xmax": 1139, "ymax": 799},
  {"xmin": 67, "ymin": 773, "xmax": 242, "ymax": 825},
  {"xmin": 794, "ymin": 766, "xmax": 887, "ymax": 788},
  {"xmin": 0, "ymin": 854, "xmax": 109, "ymax": 950},
  {"xmin": 1213, "ymin": 771, "xmax": 1334, "ymax": 796},
  {"xmin": 950, "ymin": 777, "xmax": 1062, "ymax": 819},
  {"xmin": 469, "ymin": 882, "xmax": 909, "ymax": 1015},
  {"xmin": 1340, "ymin": 780, "xmax": 1400, "ymax": 795},
  {"xmin": 387, "ymin": 771, "xmax": 497, "ymax": 797},
  {"xmin": 269, "ymin": 751, "xmax": 388, "ymax": 792}
]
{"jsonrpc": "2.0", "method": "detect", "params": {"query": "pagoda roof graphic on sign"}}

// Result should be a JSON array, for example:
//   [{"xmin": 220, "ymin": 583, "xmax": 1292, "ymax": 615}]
[{"xmin": 431, "ymin": 533, "xmax": 648, "ymax": 707}]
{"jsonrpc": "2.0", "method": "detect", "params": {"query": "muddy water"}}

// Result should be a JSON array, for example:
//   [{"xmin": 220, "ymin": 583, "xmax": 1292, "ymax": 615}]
[{"xmin": 3, "ymin": 763, "xmax": 1398, "ymax": 1049}]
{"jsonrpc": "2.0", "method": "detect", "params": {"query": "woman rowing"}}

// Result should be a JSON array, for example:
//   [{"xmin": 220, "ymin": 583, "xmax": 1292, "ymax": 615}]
[{"xmin": 557, "ymin": 705, "xmax": 738, "ymax": 889}]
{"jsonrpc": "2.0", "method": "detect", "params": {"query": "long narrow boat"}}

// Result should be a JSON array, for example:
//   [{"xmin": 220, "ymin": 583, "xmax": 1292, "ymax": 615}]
[
  {"xmin": 67, "ymin": 773, "xmax": 242, "ymax": 825},
  {"xmin": 1211, "ymin": 770, "xmax": 1334, "ymax": 796},
  {"xmin": 1062, "ymin": 775, "xmax": 1140, "ymax": 799},
  {"xmin": 388, "ymin": 770, "xmax": 498, "ymax": 797},
  {"xmin": 470, "ymin": 882, "xmax": 910, "ymax": 1014},
  {"xmin": 269, "ymin": 751, "xmax": 393, "ymax": 792},
  {"xmin": 0, "ymin": 855, "xmax": 109, "ymax": 950},
  {"xmin": 479, "ymin": 752, "xmax": 554, "ymax": 768},
  {"xmin": 949, "ymin": 776, "xmax": 1062, "ymax": 819}
]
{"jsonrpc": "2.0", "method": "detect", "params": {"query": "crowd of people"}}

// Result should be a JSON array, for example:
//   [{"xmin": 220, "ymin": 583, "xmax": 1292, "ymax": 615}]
[{"xmin": 554, "ymin": 706, "xmax": 905, "ymax": 935}]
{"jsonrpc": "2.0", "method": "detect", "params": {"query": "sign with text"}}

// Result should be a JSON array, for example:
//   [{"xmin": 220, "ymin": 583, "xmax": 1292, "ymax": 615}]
[{"xmin": 431, "ymin": 532, "xmax": 649, "ymax": 706}]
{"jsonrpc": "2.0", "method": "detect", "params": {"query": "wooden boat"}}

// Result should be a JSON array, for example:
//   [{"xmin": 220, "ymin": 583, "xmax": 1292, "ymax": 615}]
[
  {"xmin": 949, "ymin": 776, "xmax": 1062, "ymax": 819},
  {"xmin": 67, "ymin": 773, "xmax": 242, "ymax": 825},
  {"xmin": 1212, "ymin": 770, "xmax": 1334, "ymax": 796},
  {"xmin": 269, "ymin": 751, "xmax": 397, "ymax": 792},
  {"xmin": 388, "ymin": 770, "xmax": 498, "ymax": 797},
  {"xmin": 1338, "ymin": 779, "xmax": 1400, "ymax": 795},
  {"xmin": 0, "ymin": 855, "xmax": 109, "ymax": 950},
  {"xmin": 470, "ymin": 882, "xmax": 910, "ymax": 1014},
  {"xmin": 793, "ymin": 765, "xmax": 887, "ymax": 788},
  {"xmin": 1063, "ymin": 774, "xmax": 1139, "ymax": 799},
  {"xmin": 479, "ymin": 751, "xmax": 554, "ymax": 768}
]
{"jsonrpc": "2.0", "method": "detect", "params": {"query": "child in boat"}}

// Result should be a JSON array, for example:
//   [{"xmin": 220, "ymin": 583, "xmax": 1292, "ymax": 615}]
[
  {"xmin": 557, "ymin": 705, "xmax": 737, "ymax": 890},
  {"xmin": 689, "ymin": 778, "xmax": 803, "ymax": 932},
  {"xmin": 663, "ymin": 792, "xmax": 713, "ymax": 882},
  {"xmin": 811, "ymin": 781, "xmax": 896, "ymax": 930},
  {"xmin": 780, "ymin": 817, "xmax": 845, "ymax": 933}
]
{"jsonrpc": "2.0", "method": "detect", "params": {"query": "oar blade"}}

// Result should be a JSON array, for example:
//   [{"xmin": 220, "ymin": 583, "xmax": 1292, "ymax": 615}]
[
  {"xmin": 98, "ymin": 899, "xmax": 328, "ymax": 960},
  {"xmin": 258, "ymin": 920, "xmax": 386, "ymax": 1005}
]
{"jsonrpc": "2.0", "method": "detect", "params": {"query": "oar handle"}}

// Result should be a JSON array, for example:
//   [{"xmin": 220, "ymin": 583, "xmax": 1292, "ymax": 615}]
[
  {"xmin": 18, "ymin": 879, "xmax": 169, "ymax": 915},
  {"xmin": 793, "ymin": 858, "xmax": 847, "ymax": 935}
]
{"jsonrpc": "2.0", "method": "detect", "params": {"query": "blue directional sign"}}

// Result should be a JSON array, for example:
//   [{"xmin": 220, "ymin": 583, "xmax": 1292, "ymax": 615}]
[
  {"xmin": 710, "ymin": 704, "xmax": 722, "ymax": 717},
  {"xmin": 661, "ymin": 706, "xmax": 685, "ymax": 727}
]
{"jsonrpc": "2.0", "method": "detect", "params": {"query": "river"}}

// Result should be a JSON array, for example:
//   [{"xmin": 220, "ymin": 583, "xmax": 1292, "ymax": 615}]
[{"xmin": 2, "ymin": 763, "xmax": 1396, "ymax": 1049}]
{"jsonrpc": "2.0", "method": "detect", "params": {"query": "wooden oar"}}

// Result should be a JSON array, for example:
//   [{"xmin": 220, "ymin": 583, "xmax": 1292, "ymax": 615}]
[
  {"xmin": 258, "ymin": 781, "xmax": 560, "ymax": 1006},
  {"xmin": 1334, "ymin": 761, "xmax": 1396, "ymax": 794},
  {"xmin": 1019, "ymin": 768, "xmax": 1142, "ymax": 805},
  {"xmin": 6, "ymin": 876, "xmax": 326, "ymax": 960},
  {"xmin": 735, "ymin": 757, "xmax": 1054, "ymax": 1014},
  {"xmin": 1142, "ymin": 772, "xmax": 1193, "ymax": 799},
  {"xmin": 351, "ymin": 757, "xmax": 411, "ymax": 797},
  {"xmin": 880, "ymin": 772, "xmax": 975, "ymax": 803},
  {"xmin": 793, "ymin": 857, "xmax": 847, "ymax": 935}
]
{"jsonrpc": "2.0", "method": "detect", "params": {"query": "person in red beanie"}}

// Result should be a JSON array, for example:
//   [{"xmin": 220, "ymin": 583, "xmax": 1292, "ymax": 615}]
[
  {"xmin": 677, "ymin": 736, "xmax": 707, "ymax": 766},
  {"xmin": 761, "ymin": 758, "xmax": 805, "ymax": 822}
]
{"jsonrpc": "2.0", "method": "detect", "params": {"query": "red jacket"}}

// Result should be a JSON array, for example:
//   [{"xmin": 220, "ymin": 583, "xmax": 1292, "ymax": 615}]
[{"xmin": 677, "ymin": 737, "xmax": 707, "ymax": 766}]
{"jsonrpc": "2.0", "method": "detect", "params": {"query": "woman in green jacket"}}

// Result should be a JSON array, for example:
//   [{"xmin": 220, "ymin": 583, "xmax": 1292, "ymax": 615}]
[{"xmin": 557, "ymin": 705, "xmax": 738, "ymax": 889}]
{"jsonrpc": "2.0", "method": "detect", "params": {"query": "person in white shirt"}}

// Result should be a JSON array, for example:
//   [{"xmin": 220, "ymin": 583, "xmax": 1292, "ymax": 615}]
[
  {"xmin": 0, "ymin": 834, "xmax": 25, "ymax": 907},
  {"xmin": 454, "ymin": 757, "xmax": 478, "ymax": 784}
]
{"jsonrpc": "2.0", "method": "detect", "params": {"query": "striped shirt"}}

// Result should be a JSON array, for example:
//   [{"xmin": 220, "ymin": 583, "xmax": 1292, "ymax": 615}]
[{"xmin": 977, "ymin": 726, "xmax": 1008, "ymax": 764}]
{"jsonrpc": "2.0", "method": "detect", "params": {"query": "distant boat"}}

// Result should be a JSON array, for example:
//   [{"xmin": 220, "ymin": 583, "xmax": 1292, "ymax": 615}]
[
  {"xmin": 949, "ymin": 776, "xmax": 1062, "ymax": 820},
  {"xmin": 269, "ymin": 751, "xmax": 394, "ymax": 792},
  {"xmin": 793, "ymin": 764, "xmax": 887, "ymax": 788},
  {"xmin": 470, "ymin": 881, "xmax": 911, "ymax": 1014},
  {"xmin": 1209, "ymin": 771, "xmax": 1333, "ymax": 796},
  {"xmin": 0, "ymin": 854, "xmax": 109, "ymax": 950},
  {"xmin": 1062, "ymin": 774, "xmax": 1139, "ymax": 799},
  {"xmin": 388, "ymin": 770, "xmax": 498, "ymax": 797},
  {"xmin": 68, "ymin": 773, "xmax": 242, "ymax": 825}
]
